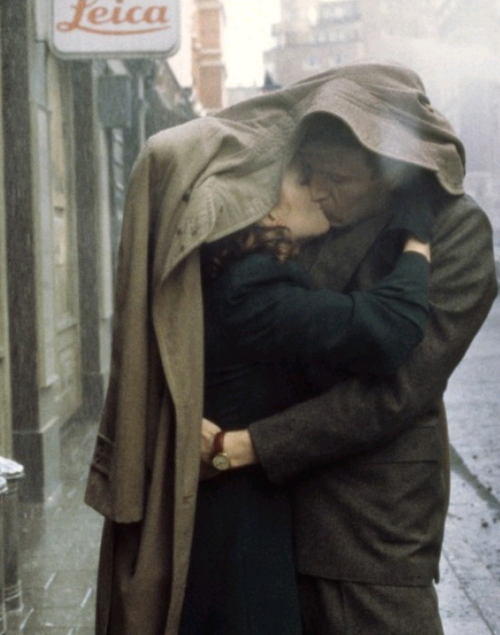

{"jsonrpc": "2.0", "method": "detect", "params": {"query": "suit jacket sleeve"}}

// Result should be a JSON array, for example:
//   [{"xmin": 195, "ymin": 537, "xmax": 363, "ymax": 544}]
[{"xmin": 249, "ymin": 195, "xmax": 498, "ymax": 485}]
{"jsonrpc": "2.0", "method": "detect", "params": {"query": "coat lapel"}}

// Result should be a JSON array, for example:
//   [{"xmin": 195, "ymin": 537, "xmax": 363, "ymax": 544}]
[{"xmin": 300, "ymin": 209, "xmax": 394, "ymax": 292}]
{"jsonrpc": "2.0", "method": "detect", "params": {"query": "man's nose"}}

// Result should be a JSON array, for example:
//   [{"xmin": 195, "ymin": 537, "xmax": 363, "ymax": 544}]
[{"xmin": 308, "ymin": 174, "xmax": 329, "ymax": 201}]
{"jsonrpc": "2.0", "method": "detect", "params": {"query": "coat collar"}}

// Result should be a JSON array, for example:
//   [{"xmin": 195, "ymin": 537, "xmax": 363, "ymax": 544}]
[{"xmin": 300, "ymin": 207, "xmax": 394, "ymax": 292}]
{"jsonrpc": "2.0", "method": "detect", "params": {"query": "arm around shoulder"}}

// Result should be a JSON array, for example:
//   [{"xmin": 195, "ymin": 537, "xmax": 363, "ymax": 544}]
[{"xmin": 249, "ymin": 195, "xmax": 498, "ymax": 484}]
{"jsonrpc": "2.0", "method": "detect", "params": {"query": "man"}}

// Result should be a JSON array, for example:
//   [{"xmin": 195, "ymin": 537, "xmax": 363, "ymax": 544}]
[
  {"xmin": 201, "ymin": 90, "xmax": 498, "ymax": 632},
  {"xmin": 85, "ymin": 62, "xmax": 497, "ymax": 635}
]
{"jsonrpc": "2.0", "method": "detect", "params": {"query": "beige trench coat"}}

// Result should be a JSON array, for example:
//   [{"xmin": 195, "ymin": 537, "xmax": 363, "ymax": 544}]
[{"xmin": 85, "ymin": 62, "xmax": 468, "ymax": 635}]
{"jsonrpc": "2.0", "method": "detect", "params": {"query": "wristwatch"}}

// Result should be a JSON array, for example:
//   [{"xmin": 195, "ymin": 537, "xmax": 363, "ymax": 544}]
[{"xmin": 211, "ymin": 431, "xmax": 231, "ymax": 471}]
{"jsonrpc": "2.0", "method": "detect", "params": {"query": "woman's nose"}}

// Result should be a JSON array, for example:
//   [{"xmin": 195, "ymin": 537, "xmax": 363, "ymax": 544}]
[{"xmin": 308, "ymin": 174, "xmax": 329, "ymax": 201}]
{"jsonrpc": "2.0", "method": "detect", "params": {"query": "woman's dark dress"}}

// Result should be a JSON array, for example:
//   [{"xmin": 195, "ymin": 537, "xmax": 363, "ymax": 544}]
[{"xmin": 179, "ymin": 250, "xmax": 430, "ymax": 635}]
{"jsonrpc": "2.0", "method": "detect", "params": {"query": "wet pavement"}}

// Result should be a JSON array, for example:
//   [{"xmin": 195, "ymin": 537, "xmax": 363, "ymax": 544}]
[
  {"xmin": 7, "ymin": 422, "xmax": 102, "ymax": 635},
  {"xmin": 440, "ymin": 296, "xmax": 500, "ymax": 635},
  {"xmin": 5, "ymin": 298, "xmax": 500, "ymax": 635}
]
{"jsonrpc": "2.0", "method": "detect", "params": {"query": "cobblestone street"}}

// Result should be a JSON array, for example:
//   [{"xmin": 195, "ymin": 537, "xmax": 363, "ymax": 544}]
[
  {"xmin": 8, "ymin": 421, "xmax": 102, "ymax": 635},
  {"xmin": 440, "ymin": 296, "xmax": 500, "ymax": 634},
  {"xmin": 6, "ymin": 298, "xmax": 500, "ymax": 635}
]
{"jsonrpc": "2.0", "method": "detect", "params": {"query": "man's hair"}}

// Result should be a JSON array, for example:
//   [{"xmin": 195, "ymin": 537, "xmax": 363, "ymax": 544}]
[
  {"xmin": 300, "ymin": 114, "xmax": 382, "ymax": 177},
  {"xmin": 301, "ymin": 114, "xmax": 365, "ymax": 148},
  {"xmin": 300, "ymin": 114, "xmax": 425, "ymax": 189}
]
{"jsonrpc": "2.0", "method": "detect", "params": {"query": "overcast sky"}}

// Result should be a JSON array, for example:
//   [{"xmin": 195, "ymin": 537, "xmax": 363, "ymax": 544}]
[{"xmin": 223, "ymin": 0, "xmax": 281, "ymax": 86}]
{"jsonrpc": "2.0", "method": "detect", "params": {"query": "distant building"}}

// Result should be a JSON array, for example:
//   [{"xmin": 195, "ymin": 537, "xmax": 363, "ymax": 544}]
[
  {"xmin": 434, "ymin": 0, "xmax": 500, "ymax": 242},
  {"xmin": 226, "ymin": 85, "xmax": 262, "ymax": 107},
  {"xmin": 262, "ymin": 0, "xmax": 500, "ymax": 244},
  {"xmin": 226, "ymin": 72, "xmax": 282, "ymax": 108},
  {"xmin": 192, "ymin": 0, "xmax": 227, "ymax": 112},
  {"xmin": 436, "ymin": 0, "xmax": 500, "ymax": 48},
  {"xmin": 264, "ymin": 0, "xmax": 440, "ymax": 87},
  {"xmin": 265, "ymin": 0, "xmax": 363, "ymax": 86}
]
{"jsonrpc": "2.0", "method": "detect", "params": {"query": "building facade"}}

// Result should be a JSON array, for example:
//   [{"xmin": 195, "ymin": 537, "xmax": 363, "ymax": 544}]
[
  {"xmin": 434, "ymin": 0, "xmax": 500, "ymax": 246},
  {"xmin": 0, "ymin": 0, "xmax": 196, "ymax": 502},
  {"xmin": 265, "ymin": 0, "xmax": 363, "ymax": 86},
  {"xmin": 0, "ymin": 5, "xmax": 12, "ymax": 462},
  {"xmin": 264, "ymin": 0, "xmax": 441, "ymax": 87}
]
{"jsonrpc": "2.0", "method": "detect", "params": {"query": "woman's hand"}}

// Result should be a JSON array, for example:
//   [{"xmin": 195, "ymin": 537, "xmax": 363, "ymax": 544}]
[
  {"xmin": 199, "ymin": 419, "xmax": 258, "ymax": 480},
  {"xmin": 199, "ymin": 418, "xmax": 222, "ymax": 481},
  {"xmin": 201, "ymin": 418, "xmax": 221, "ymax": 463},
  {"xmin": 403, "ymin": 236, "xmax": 431, "ymax": 262}
]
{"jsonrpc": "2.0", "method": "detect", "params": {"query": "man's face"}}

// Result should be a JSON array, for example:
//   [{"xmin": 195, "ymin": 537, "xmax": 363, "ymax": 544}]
[
  {"xmin": 299, "ymin": 142, "xmax": 391, "ymax": 229},
  {"xmin": 276, "ymin": 159, "xmax": 331, "ymax": 242}
]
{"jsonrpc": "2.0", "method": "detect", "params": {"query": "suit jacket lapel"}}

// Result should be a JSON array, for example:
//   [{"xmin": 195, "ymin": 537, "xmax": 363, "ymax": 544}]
[{"xmin": 300, "ymin": 209, "xmax": 394, "ymax": 292}]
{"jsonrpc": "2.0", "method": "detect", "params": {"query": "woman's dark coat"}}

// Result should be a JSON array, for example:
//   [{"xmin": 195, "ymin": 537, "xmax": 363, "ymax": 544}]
[{"xmin": 84, "ymin": 62, "xmax": 497, "ymax": 634}]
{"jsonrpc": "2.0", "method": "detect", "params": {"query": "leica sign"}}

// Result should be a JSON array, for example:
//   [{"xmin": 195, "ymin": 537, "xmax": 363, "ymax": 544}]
[{"xmin": 50, "ymin": 0, "xmax": 180, "ymax": 58}]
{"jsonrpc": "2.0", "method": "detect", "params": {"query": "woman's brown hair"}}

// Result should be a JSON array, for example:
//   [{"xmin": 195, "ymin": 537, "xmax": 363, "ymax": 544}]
[{"xmin": 201, "ymin": 223, "xmax": 299, "ymax": 279}]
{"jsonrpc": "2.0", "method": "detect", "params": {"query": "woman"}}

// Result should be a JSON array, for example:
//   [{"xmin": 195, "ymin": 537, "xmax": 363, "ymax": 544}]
[
  {"xmin": 85, "ymin": 63, "xmax": 469, "ymax": 635},
  {"xmin": 179, "ymin": 156, "xmax": 431, "ymax": 634}
]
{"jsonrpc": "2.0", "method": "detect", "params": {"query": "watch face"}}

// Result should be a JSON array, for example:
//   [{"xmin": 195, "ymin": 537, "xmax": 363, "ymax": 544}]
[{"xmin": 212, "ymin": 453, "xmax": 231, "ymax": 471}]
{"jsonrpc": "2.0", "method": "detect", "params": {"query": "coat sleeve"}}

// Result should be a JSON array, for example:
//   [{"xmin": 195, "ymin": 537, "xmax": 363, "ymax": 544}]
[
  {"xmin": 214, "ymin": 252, "xmax": 429, "ymax": 375},
  {"xmin": 249, "ymin": 196, "xmax": 498, "ymax": 485}
]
